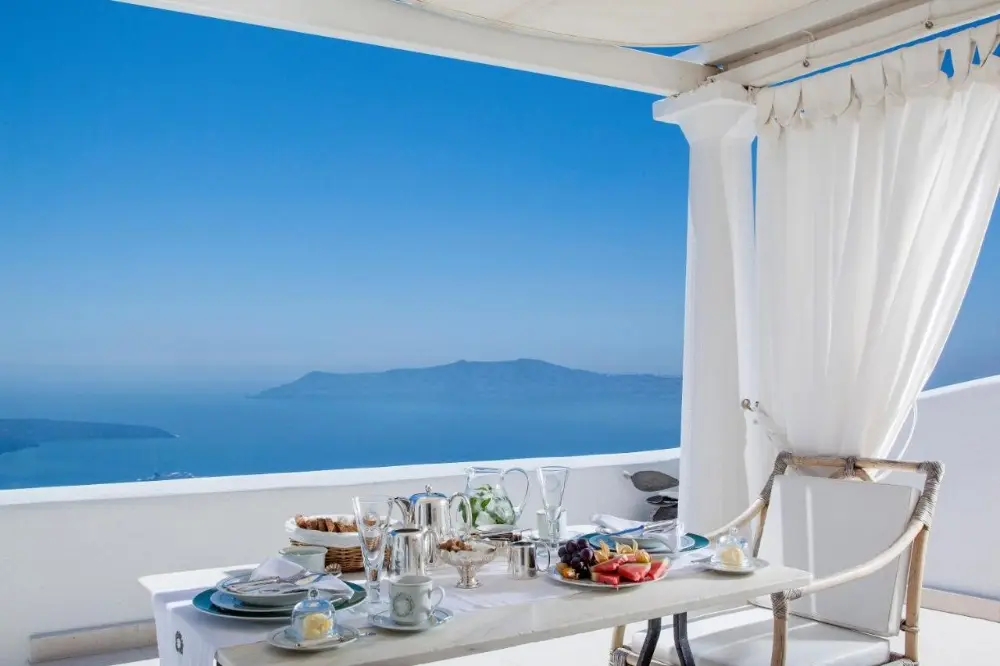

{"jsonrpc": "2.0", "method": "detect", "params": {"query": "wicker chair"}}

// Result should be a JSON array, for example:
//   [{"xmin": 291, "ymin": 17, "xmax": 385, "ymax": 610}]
[{"xmin": 609, "ymin": 452, "xmax": 943, "ymax": 666}]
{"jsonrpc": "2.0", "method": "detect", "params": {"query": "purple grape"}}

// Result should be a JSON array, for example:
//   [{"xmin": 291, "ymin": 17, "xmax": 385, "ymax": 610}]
[
  {"xmin": 570, "ymin": 555, "xmax": 582, "ymax": 566},
  {"xmin": 580, "ymin": 547, "xmax": 594, "ymax": 562},
  {"xmin": 565, "ymin": 541, "xmax": 577, "ymax": 554},
  {"xmin": 557, "ymin": 546, "xmax": 568, "ymax": 558},
  {"xmin": 575, "ymin": 538, "xmax": 589, "ymax": 550}
]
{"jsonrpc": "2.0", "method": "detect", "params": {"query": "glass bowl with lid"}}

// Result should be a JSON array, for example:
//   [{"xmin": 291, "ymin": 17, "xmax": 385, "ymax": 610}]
[{"xmin": 289, "ymin": 589, "xmax": 334, "ymax": 641}]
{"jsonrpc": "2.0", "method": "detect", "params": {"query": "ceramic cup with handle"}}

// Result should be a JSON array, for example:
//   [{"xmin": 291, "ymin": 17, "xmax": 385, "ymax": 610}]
[
  {"xmin": 389, "ymin": 575, "xmax": 446, "ymax": 626},
  {"xmin": 278, "ymin": 545, "xmax": 327, "ymax": 573}
]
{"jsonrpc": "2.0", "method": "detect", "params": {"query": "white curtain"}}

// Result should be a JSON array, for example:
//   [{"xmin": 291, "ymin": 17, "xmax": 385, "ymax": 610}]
[{"xmin": 745, "ymin": 22, "xmax": 1000, "ymax": 494}]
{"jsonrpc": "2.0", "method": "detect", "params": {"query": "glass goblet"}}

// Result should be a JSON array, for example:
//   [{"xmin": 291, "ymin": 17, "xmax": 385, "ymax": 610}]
[
  {"xmin": 536, "ymin": 466, "xmax": 570, "ymax": 548},
  {"xmin": 351, "ymin": 495, "xmax": 394, "ymax": 614}
]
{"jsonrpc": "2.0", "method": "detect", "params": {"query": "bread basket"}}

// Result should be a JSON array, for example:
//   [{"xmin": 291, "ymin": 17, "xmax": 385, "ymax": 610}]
[{"xmin": 285, "ymin": 515, "xmax": 392, "ymax": 573}]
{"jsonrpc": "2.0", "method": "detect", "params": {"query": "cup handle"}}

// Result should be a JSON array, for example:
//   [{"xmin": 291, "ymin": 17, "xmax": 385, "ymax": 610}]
[
  {"xmin": 429, "ymin": 586, "xmax": 446, "ymax": 611},
  {"xmin": 537, "ymin": 545, "xmax": 551, "ymax": 572},
  {"xmin": 502, "ymin": 467, "xmax": 531, "ymax": 523}
]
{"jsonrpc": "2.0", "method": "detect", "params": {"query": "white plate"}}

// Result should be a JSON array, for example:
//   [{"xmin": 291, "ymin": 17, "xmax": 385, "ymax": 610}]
[
  {"xmin": 370, "ymin": 608, "xmax": 453, "ymax": 632},
  {"xmin": 217, "ymin": 574, "xmax": 309, "ymax": 607},
  {"xmin": 547, "ymin": 568, "xmax": 668, "ymax": 590},
  {"xmin": 266, "ymin": 626, "xmax": 359, "ymax": 652},
  {"xmin": 702, "ymin": 557, "xmax": 769, "ymax": 575},
  {"xmin": 210, "ymin": 590, "xmax": 298, "ymax": 614}
]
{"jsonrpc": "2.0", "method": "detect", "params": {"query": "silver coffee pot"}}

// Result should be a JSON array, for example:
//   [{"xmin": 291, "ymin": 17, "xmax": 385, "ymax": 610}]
[{"xmin": 391, "ymin": 486, "xmax": 472, "ymax": 566}]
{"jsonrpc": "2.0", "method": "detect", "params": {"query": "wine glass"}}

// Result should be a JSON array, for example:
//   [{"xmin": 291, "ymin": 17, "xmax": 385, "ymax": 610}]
[
  {"xmin": 351, "ymin": 495, "xmax": 394, "ymax": 615},
  {"xmin": 536, "ymin": 466, "xmax": 570, "ymax": 548}
]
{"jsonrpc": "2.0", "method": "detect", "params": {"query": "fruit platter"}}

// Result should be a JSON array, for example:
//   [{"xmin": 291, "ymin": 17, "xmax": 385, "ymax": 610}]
[{"xmin": 552, "ymin": 538, "xmax": 669, "ymax": 589}]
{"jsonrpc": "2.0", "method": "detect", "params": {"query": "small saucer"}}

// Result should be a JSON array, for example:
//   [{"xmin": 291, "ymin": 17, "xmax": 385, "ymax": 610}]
[
  {"xmin": 370, "ymin": 608, "xmax": 453, "ymax": 632},
  {"xmin": 266, "ymin": 625, "xmax": 359, "ymax": 652},
  {"xmin": 703, "ymin": 557, "xmax": 769, "ymax": 575}
]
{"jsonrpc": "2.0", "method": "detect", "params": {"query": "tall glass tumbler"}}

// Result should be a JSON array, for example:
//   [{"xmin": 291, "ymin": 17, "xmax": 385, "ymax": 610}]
[
  {"xmin": 352, "ymin": 495, "xmax": 394, "ymax": 612},
  {"xmin": 536, "ymin": 466, "xmax": 570, "ymax": 549}
]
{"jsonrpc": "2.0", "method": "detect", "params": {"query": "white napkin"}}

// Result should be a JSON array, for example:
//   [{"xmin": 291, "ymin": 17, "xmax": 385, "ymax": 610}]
[
  {"xmin": 250, "ymin": 557, "xmax": 304, "ymax": 581},
  {"xmin": 307, "ymin": 574, "xmax": 354, "ymax": 598},
  {"xmin": 247, "ymin": 558, "xmax": 352, "ymax": 598},
  {"xmin": 591, "ymin": 514, "xmax": 643, "ymax": 532}
]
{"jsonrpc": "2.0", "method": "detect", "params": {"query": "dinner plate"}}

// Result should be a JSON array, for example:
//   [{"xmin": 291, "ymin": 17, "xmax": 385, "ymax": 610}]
[
  {"xmin": 217, "ymin": 573, "xmax": 310, "ymax": 607},
  {"xmin": 586, "ymin": 532, "xmax": 709, "ymax": 554},
  {"xmin": 210, "ymin": 590, "xmax": 298, "ymax": 614},
  {"xmin": 193, "ymin": 589, "xmax": 292, "ymax": 622},
  {"xmin": 194, "ymin": 582, "xmax": 366, "ymax": 622},
  {"xmin": 370, "ymin": 608, "xmax": 454, "ymax": 632},
  {"xmin": 266, "ymin": 625, "xmax": 360, "ymax": 652}
]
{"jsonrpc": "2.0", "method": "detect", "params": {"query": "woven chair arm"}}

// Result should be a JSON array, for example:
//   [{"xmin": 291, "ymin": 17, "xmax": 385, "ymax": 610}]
[
  {"xmin": 704, "ymin": 498, "xmax": 765, "ymax": 540},
  {"xmin": 783, "ymin": 519, "xmax": 924, "ymax": 601}
]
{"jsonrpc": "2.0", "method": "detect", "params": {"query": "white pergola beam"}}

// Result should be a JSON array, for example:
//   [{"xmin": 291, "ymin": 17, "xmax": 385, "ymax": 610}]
[
  {"xmin": 116, "ymin": 0, "xmax": 714, "ymax": 96},
  {"xmin": 714, "ymin": 0, "xmax": 1000, "ymax": 87}
]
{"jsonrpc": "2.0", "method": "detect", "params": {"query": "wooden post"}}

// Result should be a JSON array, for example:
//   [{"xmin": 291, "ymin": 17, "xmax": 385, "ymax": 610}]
[{"xmin": 610, "ymin": 625, "xmax": 626, "ymax": 652}]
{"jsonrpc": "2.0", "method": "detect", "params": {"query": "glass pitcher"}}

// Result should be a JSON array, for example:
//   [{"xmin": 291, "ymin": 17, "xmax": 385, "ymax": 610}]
[{"xmin": 463, "ymin": 466, "xmax": 530, "ymax": 528}]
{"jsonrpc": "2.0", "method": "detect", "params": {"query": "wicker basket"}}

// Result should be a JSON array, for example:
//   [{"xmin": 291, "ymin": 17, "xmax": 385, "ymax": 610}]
[{"xmin": 290, "ymin": 539, "xmax": 392, "ymax": 574}]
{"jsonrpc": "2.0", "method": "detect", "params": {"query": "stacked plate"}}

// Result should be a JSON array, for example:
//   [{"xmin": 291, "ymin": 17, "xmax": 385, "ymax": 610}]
[
  {"xmin": 192, "ymin": 573, "xmax": 366, "ymax": 623},
  {"xmin": 585, "ymin": 531, "xmax": 710, "ymax": 555}
]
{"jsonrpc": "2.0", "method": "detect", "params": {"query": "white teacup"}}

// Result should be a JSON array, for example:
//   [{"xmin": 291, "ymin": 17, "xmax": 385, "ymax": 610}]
[
  {"xmin": 279, "ymin": 546, "xmax": 326, "ymax": 573},
  {"xmin": 389, "ymin": 575, "xmax": 446, "ymax": 626}
]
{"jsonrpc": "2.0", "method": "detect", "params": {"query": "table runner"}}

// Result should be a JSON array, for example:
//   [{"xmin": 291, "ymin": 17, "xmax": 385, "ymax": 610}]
[{"xmin": 153, "ymin": 552, "xmax": 709, "ymax": 666}]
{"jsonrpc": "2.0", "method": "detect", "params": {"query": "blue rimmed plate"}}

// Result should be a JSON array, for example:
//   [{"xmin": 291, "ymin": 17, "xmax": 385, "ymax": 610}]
[
  {"xmin": 585, "ymin": 531, "xmax": 709, "ymax": 554},
  {"xmin": 193, "ymin": 582, "xmax": 366, "ymax": 623}
]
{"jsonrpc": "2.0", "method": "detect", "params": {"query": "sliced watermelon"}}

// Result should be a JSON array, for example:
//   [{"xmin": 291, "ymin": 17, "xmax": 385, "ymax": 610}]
[
  {"xmin": 618, "ymin": 562, "xmax": 651, "ymax": 582},
  {"xmin": 618, "ymin": 553, "xmax": 638, "ymax": 564},
  {"xmin": 591, "ymin": 571, "xmax": 621, "ymax": 586},
  {"xmin": 591, "ymin": 560, "xmax": 619, "ymax": 574},
  {"xmin": 645, "ymin": 560, "xmax": 669, "ymax": 581}
]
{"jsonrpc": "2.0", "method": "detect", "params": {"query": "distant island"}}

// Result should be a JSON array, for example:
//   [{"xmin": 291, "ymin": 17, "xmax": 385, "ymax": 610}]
[
  {"xmin": 255, "ymin": 359, "xmax": 681, "ymax": 401},
  {"xmin": 0, "ymin": 419, "xmax": 176, "ymax": 455}
]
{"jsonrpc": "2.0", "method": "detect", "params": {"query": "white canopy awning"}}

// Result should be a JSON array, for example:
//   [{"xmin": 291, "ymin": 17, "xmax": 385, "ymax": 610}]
[{"xmin": 398, "ymin": 0, "xmax": 817, "ymax": 46}]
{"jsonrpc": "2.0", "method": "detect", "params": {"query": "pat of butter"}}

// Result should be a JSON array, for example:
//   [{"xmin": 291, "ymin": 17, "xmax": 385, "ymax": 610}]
[
  {"xmin": 719, "ymin": 545, "xmax": 747, "ymax": 568},
  {"xmin": 301, "ymin": 613, "xmax": 333, "ymax": 640}
]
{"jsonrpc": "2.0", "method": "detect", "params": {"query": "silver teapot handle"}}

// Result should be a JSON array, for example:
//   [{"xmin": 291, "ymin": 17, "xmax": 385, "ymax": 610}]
[
  {"xmin": 449, "ymin": 493, "xmax": 474, "ymax": 537},
  {"xmin": 501, "ymin": 467, "xmax": 531, "ymax": 524}
]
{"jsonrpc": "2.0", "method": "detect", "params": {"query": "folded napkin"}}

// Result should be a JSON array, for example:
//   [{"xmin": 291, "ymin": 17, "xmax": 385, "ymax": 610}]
[
  {"xmin": 250, "ymin": 557, "xmax": 305, "ymax": 581},
  {"xmin": 592, "ymin": 514, "xmax": 643, "ymax": 533},
  {"xmin": 591, "ymin": 514, "xmax": 686, "ymax": 551},
  {"xmin": 246, "ymin": 558, "xmax": 353, "ymax": 598}
]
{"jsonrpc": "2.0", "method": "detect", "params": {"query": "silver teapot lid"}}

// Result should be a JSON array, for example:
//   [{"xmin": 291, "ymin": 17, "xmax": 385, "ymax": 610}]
[{"xmin": 409, "ymin": 485, "xmax": 447, "ymax": 503}]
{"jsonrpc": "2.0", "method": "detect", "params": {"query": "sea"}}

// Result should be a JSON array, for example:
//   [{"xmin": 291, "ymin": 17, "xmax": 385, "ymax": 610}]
[{"xmin": 0, "ymin": 387, "xmax": 682, "ymax": 490}]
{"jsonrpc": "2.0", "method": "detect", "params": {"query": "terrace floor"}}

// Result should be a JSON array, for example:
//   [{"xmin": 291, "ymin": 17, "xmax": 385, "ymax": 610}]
[{"xmin": 49, "ymin": 608, "xmax": 1000, "ymax": 666}]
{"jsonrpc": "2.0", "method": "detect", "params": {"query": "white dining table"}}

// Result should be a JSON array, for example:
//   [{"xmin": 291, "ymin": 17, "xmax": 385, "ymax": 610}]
[{"xmin": 141, "ymin": 552, "xmax": 810, "ymax": 666}]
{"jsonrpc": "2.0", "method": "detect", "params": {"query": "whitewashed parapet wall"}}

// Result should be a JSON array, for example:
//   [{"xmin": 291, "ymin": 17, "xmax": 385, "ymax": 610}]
[{"xmin": 0, "ymin": 450, "xmax": 678, "ymax": 665}]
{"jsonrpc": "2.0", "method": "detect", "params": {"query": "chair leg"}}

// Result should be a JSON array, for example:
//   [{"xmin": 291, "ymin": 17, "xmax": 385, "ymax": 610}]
[
  {"xmin": 770, "ymin": 593, "xmax": 788, "ymax": 666},
  {"xmin": 610, "ymin": 625, "xmax": 626, "ymax": 651}
]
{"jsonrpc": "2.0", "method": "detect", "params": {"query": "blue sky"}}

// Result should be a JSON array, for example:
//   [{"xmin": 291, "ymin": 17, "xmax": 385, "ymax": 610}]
[{"xmin": 1, "ymin": 0, "xmax": 998, "ymax": 385}]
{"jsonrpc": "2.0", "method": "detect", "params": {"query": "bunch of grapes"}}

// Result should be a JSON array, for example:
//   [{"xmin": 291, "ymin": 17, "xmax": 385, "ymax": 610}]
[{"xmin": 557, "ymin": 538, "xmax": 595, "ymax": 577}]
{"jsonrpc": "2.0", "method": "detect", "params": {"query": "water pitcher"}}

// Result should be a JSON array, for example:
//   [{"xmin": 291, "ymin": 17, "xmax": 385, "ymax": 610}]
[{"xmin": 463, "ymin": 466, "xmax": 530, "ymax": 527}]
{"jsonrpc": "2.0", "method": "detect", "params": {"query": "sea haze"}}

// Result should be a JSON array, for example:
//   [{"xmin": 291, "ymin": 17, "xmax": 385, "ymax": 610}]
[{"xmin": 0, "ymin": 360, "xmax": 682, "ymax": 490}]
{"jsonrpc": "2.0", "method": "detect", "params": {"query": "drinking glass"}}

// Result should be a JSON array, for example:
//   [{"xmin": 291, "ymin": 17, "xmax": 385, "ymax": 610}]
[
  {"xmin": 536, "ymin": 466, "xmax": 570, "ymax": 548},
  {"xmin": 352, "ymin": 495, "xmax": 394, "ymax": 613}
]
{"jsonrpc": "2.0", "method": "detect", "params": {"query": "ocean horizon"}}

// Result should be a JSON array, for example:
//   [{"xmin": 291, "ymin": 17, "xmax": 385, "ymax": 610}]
[{"xmin": 0, "ymin": 375, "xmax": 682, "ymax": 490}]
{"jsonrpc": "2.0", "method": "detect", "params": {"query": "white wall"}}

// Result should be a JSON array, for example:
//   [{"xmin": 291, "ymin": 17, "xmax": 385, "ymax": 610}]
[
  {"xmin": 0, "ymin": 450, "xmax": 678, "ymax": 666},
  {"xmin": 887, "ymin": 375, "xmax": 1000, "ymax": 602}
]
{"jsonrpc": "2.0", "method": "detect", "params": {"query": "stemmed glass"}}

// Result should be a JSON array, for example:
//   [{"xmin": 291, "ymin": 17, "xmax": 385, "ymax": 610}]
[
  {"xmin": 351, "ymin": 495, "xmax": 394, "ymax": 615},
  {"xmin": 536, "ymin": 466, "xmax": 570, "ymax": 549}
]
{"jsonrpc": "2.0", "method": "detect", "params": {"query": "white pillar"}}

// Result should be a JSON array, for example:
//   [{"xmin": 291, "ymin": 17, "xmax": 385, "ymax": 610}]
[{"xmin": 654, "ymin": 81, "xmax": 757, "ymax": 534}]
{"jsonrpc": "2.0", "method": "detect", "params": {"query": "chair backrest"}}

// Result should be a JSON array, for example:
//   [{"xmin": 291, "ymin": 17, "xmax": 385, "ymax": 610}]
[{"xmin": 756, "ymin": 474, "xmax": 919, "ymax": 637}]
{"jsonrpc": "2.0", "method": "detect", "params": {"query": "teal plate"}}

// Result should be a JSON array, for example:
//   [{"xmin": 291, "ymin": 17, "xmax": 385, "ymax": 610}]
[
  {"xmin": 193, "ymin": 582, "xmax": 366, "ymax": 623},
  {"xmin": 584, "ymin": 532, "xmax": 709, "ymax": 554}
]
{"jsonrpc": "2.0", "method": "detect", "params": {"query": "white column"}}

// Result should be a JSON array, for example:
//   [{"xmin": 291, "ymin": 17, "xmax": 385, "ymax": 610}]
[{"xmin": 654, "ymin": 81, "xmax": 757, "ymax": 534}]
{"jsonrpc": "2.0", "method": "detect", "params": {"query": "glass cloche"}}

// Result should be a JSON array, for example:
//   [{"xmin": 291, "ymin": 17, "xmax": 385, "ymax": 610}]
[
  {"xmin": 289, "ymin": 589, "xmax": 334, "ymax": 641},
  {"xmin": 711, "ymin": 527, "xmax": 751, "ymax": 568}
]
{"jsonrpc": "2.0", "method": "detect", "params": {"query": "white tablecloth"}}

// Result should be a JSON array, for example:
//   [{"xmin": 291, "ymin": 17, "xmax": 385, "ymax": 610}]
[{"xmin": 151, "ymin": 552, "xmax": 709, "ymax": 666}]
